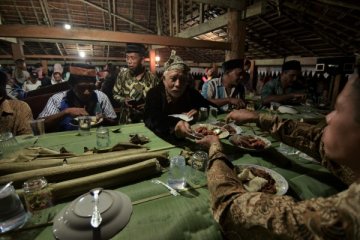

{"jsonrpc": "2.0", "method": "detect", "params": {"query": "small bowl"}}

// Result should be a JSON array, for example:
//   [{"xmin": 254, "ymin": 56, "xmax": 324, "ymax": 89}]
[{"xmin": 53, "ymin": 190, "xmax": 132, "ymax": 240}]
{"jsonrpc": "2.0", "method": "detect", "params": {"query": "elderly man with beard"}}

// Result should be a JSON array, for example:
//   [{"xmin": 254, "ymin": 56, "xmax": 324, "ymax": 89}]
[
  {"xmin": 195, "ymin": 68, "xmax": 360, "ymax": 239},
  {"xmin": 113, "ymin": 43, "xmax": 159, "ymax": 123},
  {"xmin": 201, "ymin": 59, "xmax": 246, "ymax": 112},
  {"xmin": 144, "ymin": 51, "xmax": 213, "ymax": 142},
  {"xmin": 38, "ymin": 64, "xmax": 117, "ymax": 132}
]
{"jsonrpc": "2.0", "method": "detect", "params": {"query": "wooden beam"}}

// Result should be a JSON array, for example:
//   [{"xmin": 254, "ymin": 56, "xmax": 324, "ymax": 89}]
[
  {"xmin": 11, "ymin": 43, "xmax": 24, "ymax": 60},
  {"xmin": 176, "ymin": 13, "xmax": 228, "ymax": 38},
  {"xmin": 191, "ymin": 0, "xmax": 245, "ymax": 11},
  {"xmin": 0, "ymin": 54, "xmax": 126, "ymax": 61},
  {"xmin": 0, "ymin": 25, "xmax": 231, "ymax": 50},
  {"xmin": 79, "ymin": 0, "xmax": 154, "ymax": 33},
  {"xmin": 176, "ymin": 1, "xmax": 266, "ymax": 38},
  {"xmin": 0, "ymin": 37, "xmax": 17, "ymax": 43},
  {"xmin": 22, "ymin": 38, "xmax": 126, "ymax": 47},
  {"xmin": 316, "ymin": 0, "xmax": 360, "ymax": 11}
]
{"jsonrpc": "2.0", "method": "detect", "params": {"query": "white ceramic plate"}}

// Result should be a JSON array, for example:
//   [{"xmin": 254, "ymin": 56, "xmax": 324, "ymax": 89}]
[
  {"xmin": 168, "ymin": 114, "xmax": 194, "ymax": 122},
  {"xmin": 278, "ymin": 105, "xmax": 298, "ymax": 114},
  {"xmin": 229, "ymin": 134, "xmax": 271, "ymax": 152},
  {"xmin": 191, "ymin": 123, "xmax": 229, "ymax": 139},
  {"xmin": 235, "ymin": 164, "xmax": 288, "ymax": 195},
  {"xmin": 53, "ymin": 190, "xmax": 132, "ymax": 240}
]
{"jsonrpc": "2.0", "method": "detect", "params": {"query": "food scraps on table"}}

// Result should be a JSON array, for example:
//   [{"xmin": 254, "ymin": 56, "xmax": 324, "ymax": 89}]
[{"xmin": 237, "ymin": 167, "xmax": 276, "ymax": 194}]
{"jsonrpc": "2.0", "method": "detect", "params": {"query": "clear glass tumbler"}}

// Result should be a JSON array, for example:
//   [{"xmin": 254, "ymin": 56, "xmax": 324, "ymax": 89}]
[
  {"xmin": 96, "ymin": 127, "xmax": 110, "ymax": 149},
  {"xmin": 0, "ymin": 184, "xmax": 28, "ymax": 233},
  {"xmin": 168, "ymin": 156, "xmax": 186, "ymax": 190}
]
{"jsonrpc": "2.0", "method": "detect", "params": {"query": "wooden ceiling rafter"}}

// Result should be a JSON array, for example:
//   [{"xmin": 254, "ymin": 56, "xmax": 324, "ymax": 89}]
[
  {"xmin": 257, "ymin": 16, "xmax": 314, "ymax": 55},
  {"xmin": 284, "ymin": 5, "xmax": 357, "ymax": 54},
  {"xmin": 315, "ymin": 0, "xmax": 360, "ymax": 11},
  {"xmin": 79, "ymin": 0, "xmax": 154, "ymax": 33},
  {"xmin": 266, "ymin": 1, "xmax": 350, "ymax": 56}
]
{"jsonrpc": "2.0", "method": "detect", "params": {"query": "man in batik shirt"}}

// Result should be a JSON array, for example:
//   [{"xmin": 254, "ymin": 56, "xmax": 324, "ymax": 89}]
[
  {"xmin": 0, "ymin": 70, "xmax": 33, "ymax": 135},
  {"xmin": 196, "ymin": 70, "xmax": 360, "ymax": 239},
  {"xmin": 113, "ymin": 43, "xmax": 159, "ymax": 123},
  {"xmin": 261, "ymin": 60, "xmax": 306, "ymax": 106}
]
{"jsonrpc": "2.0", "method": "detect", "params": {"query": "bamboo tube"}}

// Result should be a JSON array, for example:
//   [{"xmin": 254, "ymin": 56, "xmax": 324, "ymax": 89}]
[
  {"xmin": 0, "ymin": 151, "xmax": 169, "ymax": 187},
  {"xmin": 0, "ymin": 148, "xmax": 149, "ymax": 174},
  {"xmin": 16, "ymin": 159, "xmax": 161, "ymax": 202}
]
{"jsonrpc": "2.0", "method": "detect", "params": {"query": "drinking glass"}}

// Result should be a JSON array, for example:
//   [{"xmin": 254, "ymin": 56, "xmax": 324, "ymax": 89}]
[
  {"xmin": 188, "ymin": 151, "xmax": 208, "ymax": 186},
  {"xmin": 96, "ymin": 127, "xmax": 110, "ymax": 149},
  {"xmin": 168, "ymin": 156, "xmax": 186, "ymax": 190},
  {"xmin": 198, "ymin": 107, "xmax": 208, "ymax": 122},
  {"xmin": 78, "ymin": 116, "xmax": 91, "ymax": 136},
  {"xmin": 0, "ymin": 183, "xmax": 29, "ymax": 233},
  {"xmin": 208, "ymin": 107, "xmax": 218, "ymax": 123},
  {"xmin": 29, "ymin": 119, "xmax": 45, "ymax": 136}
]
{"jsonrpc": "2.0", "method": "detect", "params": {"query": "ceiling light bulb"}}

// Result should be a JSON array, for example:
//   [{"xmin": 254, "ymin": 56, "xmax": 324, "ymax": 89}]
[
  {"xmin": 64, "ymin": 24, "xmax": 71, "ymax": 30},
  {"xmin": 79, "ymin": 51, "xmax": 86, "ymax": 58},
  {"xmin": 155, "ymin": 56, "xmax": 160, "ymax": 62}
]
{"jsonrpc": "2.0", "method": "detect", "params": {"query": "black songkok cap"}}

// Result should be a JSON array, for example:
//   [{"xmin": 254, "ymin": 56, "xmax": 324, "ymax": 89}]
[
  {"xmin": 126, "ymin": 43, "xmax": 147, "ymax": 56},
  {"xmin": 282, "ymin": 60, "xmax": 301, "ymax": 72},
  {"xmin": 68, "ymin": 63, "xmax": 97, "ymax": 85},
  {"xmin": 222, "ymin": 59, "xmax": 243, "ymax": 73}
]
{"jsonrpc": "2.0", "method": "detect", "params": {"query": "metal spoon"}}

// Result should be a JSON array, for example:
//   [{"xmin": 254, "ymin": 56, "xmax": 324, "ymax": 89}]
[
  {"xmin": 0, "ymin": 181, "xmax": 13, "ymax": 195},
  {"xmin": 90, "ymin": 188, "xmax": 103, "ymax": 228},
  {"xmin": 151, "ymin": 179, "xmax": 179, "ymax": 196}
]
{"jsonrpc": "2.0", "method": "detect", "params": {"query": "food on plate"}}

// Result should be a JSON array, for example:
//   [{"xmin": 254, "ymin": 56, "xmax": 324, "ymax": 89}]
[
  {"xmin": 237, "ymin": 167, "xmax": 276, "ymax": 194},
  {"xmin": 214, "ymin": 122, "xmax": 236, "ymax": 134},
  {"xmin": 194, "ymin": 126, "xmax": 217, "ymax": 136},
  {"xmin": 231, "ymin": 135, "xmax": 266, "ymax": 150}
]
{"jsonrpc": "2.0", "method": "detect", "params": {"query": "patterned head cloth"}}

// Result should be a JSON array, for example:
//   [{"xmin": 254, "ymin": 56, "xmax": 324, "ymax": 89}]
[{"xmin": 163, "ymin": 50, "xmax": 190, "ymax": 72}]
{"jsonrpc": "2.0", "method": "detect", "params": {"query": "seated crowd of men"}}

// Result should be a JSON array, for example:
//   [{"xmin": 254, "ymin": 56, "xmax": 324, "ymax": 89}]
[{"xmin": 1, "ymin": 43, "xmax": 359, "ymax": 239}]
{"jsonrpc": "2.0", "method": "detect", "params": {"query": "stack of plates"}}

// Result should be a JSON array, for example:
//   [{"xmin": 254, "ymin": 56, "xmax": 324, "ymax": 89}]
[{"xmin": 53, "ymin": 190, "xmax": 132, "ymax": 240}]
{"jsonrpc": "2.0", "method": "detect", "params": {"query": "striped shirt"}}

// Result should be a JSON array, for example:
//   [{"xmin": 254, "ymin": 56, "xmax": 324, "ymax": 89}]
[
  {"xmin": 38, "ymin": 90, "xmax": 117, "ymax": 119},
  {"xmin": 201, "ymin": 77, "xmax": 245, "ymax": 112}
]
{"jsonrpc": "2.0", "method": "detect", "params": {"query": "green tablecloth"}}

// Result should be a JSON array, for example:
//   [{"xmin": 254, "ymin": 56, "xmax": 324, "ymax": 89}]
[{"xmin": 2, "ymin": 121, "xmax": 345, "ymax": 240}]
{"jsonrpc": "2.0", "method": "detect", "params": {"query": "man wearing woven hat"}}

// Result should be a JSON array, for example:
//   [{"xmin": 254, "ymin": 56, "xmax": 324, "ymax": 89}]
[
  {"xmin": 144, "ymin": 51, "xmax": 212, "ymax": 141},
  {"xmin": 261, "ymin": 60, "xmax": 306, "ymax": 106},
  {"xmin": 38, "ymin": 64, "xmax": 117, "ymax": 132},
  {"xmin": 113, "ymin": 43, "xmax": 159, "ymax": 123},
  {"xmin": 201, "ymin": 59, "xmax": 246, "ymax": 112}
]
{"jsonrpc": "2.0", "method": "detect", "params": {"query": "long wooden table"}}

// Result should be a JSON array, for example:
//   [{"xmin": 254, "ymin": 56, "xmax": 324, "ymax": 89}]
[{"xmin": 1, "ymin": 115, "xmax": 346, "ymax": 240}]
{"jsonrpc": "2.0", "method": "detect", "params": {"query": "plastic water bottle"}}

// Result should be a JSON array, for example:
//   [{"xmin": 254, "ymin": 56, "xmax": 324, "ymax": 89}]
[{"xmin": 168, "ymin": 156, "xmax": 186, "ymax": 190}]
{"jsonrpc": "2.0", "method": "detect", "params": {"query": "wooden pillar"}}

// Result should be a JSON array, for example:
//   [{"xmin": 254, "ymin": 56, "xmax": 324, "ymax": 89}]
[
  {"xmin": 11, "ymin": 43, "xmax": 24, "ymax": 60},
  {"xmin": 174, "ymin": 0, "xmax": 179, "ymax": 34},
  {"xmin": 168, "ymin": 0, "xmax": 173, "ymax": 36},
  {"xmin": 226, "ymin": 7, "xmax": 246, "ymax": 61},
  {"xmin": 149, "ymin": 49, "xmax": 156, "ymax": 74},
  {"xmin": 41, "ymin": 60, "xmax": 48, "ymax": 76}
]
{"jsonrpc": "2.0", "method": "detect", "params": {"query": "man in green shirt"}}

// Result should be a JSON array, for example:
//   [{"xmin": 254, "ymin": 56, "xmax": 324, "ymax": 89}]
[
  {"xmin": 261, "ymin": 60, "xmax": 306, "ymax": 106},
  {"xmin": 113, "ymin": 43, "xmax": 159, "ymax": 123}
]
